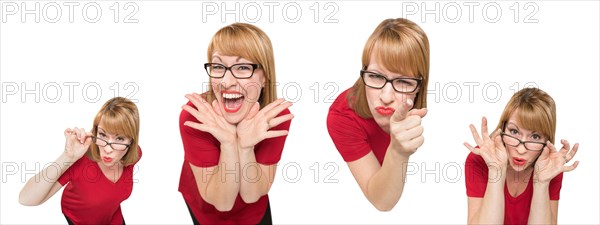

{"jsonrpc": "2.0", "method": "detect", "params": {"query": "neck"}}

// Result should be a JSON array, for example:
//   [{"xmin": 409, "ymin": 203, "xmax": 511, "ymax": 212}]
[{"xmin": 506, "ymin": 165, "xmax": 533, "ymax": 184}]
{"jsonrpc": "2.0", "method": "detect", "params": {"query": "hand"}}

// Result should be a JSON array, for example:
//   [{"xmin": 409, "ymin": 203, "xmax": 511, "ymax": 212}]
[
  {"xmin": 389, "ymin": 99, "xmax": 428, "ymax": 157},
  {"xmin": 534, "ymin": 139, "xmax": 579, "ymax": 183},
  {"xmin": 464, "ymin": 117, "xmax": 508, "ymax": 170},
  {"xmin": 236, "ymin": 98, "xmax": 294, "ymax": 150},
  {"xmin": 63, "ymin": 127, "xmax": 92, "ymax": 161},
  {"xmin": 182, "ymin": 93, "xmax": 237, "ymax": 143}
]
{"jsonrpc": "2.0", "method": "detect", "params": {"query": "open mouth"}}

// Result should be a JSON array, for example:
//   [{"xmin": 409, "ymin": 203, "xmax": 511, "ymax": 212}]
[
  {"xmin": 512, "ymin": 157, "xmax": 526, "ymax": 166},
  {"xmin": 222, "ymin": 92, "xmax": 245, "ymax": 113}
]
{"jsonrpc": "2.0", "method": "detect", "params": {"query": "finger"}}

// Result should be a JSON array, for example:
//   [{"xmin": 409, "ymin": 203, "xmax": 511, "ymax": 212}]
[
  {"xmin": 212, "ymin": 99, "xmax": 223, "ymax": 117},
  {"xmin": 407, "ymin": 107, "xmax": 427, "ymax": 118},
  {"xmin": 182, "ymin": 105, "xmax": 209, "ymax": 124},
  {"xmin": 83, "ymin": 136, "xmax": 93, "ymax": 149},
  {"xmin": 546, "ymin": 141, "xmax": 558, "ymax": 153},
  {"xmin": 391, "ymin": 98, "xmax": 413, "ymax": 122},
  {"xmin": 245, "ymin": 102, "xmax": 260, "ymax": 120},
  {"xmin": 539, "ymin": 145, "xmax": 550, "ymax": 161},
  {"xmin": 469, "ymin": 124, "xmax": 483, "ymax": 147},
  {"xmin": 493, "ymin": 131, "xmax": 507, "ymax": 152},
  {"xmin": 464, "ymin": 142, "xmax": 480, "ymax": 155},
  {"xmin": 186, "ymin": 93, "xmax": 211, "ymax": 114},
  {"xmin": 563, "ymin": 160, "xmax": 579, "ymax": 172},
  {"xmin": 265, "ymin": 101, "xmax": 292, "ymax": 119},
  {"xmin": 567, "ymin": 143, "xmax": 579, "ymax": 161},
  {"xmin": 184, "ymin": 121, "xmax": 213, "ymax": 133},
  {"xmin": 269, "ymin": 113, "xmax": 294, "ymax": 129},
  {"xmin": 264, "ymin": 130, "xmax": 289, "ymax": 139},
  {"xmin": 64, "ymin": 128, "xmax": 73, "ymax": 136},
  {"xmin": 261, "ymin": 98, "xmax": 286, "ymax": 114},
  {"xmin": 559, "ymin": 139, "xmax": 570, "ymax": 154},
  {"xmin": 481, "ymin": 117, "xmax": 490, "ymax": 141}
]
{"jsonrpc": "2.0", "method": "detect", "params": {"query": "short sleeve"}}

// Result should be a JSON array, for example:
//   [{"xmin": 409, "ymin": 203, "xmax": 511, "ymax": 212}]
[
  {"xmin": 254, "ymin": 108, "xmax": 292, "ymax": 165},
  {"xmin": 549, "ymin": 172, "xmax": 563, "ymax": 200},
  {"xmin": 327, "ymin": 105, "xmax": 371, "ymax": 163},
  {"xmin": 465, "ymin": 152, "xmax": 489, "ymax": 198},
  {"xmin": 57, "ymin": 157, "xmax": 83, "ymax": 186},
  {"xmin": 179, "ymin": 101, "xmax": 220, "ymax": 167}
]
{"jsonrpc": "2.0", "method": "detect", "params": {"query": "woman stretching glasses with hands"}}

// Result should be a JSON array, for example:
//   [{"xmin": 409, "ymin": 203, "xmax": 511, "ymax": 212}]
[{"xmin": 464, "ymin": 87, "xmax": 579, "ymax": 225}]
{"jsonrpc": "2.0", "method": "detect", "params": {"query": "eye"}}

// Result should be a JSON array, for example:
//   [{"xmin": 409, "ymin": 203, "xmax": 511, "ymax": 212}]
[
  {"xmin": 99, "ymin": 132, "xmax": 107, "ymax": 138},
  {"xmin": 368, "ymin": 73, "xmax": 385, "ymax": 80},
  {"xmin": 211, "ymin": 64, "xmax": 225, "ymax": 70},
  {"xmin": 531, "ymin": 134, "xmax": 542, "ymax": 140},
  {"xmin": 509, "ymin": 129, "xmax": 519, "ymax": 135},
  {"xmin": 117, "ymin": 137, "xmax": 125, "ymax": 142},
  {"xmin": 236, "ymin": 65, "xmax": 253, "ymax": 71}
]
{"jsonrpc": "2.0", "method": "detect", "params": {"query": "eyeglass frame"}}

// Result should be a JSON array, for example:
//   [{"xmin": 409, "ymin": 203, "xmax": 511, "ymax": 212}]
[
  {"xmin": 360, "ymin": 70, "xmax": 423, "ymax": 93},
  {"xmin": 204, "ymin": 63, "xmax": 260, "ymax": 79},
  {"xmin": 500, "ymin": 121, "xmax": 547, "ymax": 151}
]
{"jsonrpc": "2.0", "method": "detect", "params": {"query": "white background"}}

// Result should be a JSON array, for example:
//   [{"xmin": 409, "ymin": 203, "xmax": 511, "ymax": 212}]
[{"xmin": 1, "ymin": 1, "xmax": 598, "ymax": 224}]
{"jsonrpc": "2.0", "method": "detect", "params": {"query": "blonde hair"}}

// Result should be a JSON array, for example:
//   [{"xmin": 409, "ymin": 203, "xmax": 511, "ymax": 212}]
[
  {"xmin": 348, "ymin": 18, "xmax": 430, "ymax": 118},
  {"xmin": 88, "ymin": 97, "xmax": 140, "ymax": 166},
  {"xmin": 496, "ymin": 88, "xmax": 556, "ymax": 144},
  {"xmin": 204, "ymin": 23, "xmax": 277, "ymax": 108}
]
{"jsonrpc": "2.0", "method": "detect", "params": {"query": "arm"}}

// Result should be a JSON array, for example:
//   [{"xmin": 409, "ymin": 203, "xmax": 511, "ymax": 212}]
[
  {"xmin": 528, "ymin": 140, "xmax": 579, "ymax": 224},
  {"xmin": 467, "ymin": 166, "xmax": 507, "ymax": 224},
  {"xmin": 19, "ymin": 127, "xmax": 92, "ymax": 206},
  {"xmin": 182, "ymin": 93, "xmax": 241, "ymax": 211},
  {"xmin": 347, "ymin": 150, "xmax": 409, "ymax": 211},
  {"xmin": 189, "ymin": 142, "xmax": 240, "ymax": 212},
  {"xmin": 236, "ymin": 99, "xmax": 293, "ymax": 203},
  {"xmin": 237, "ymin": 149, "xmax": 277, "ymax": 203},
  {"xmin": 463, "ymin": 117, "xmax": 509, "ymax": 224}
]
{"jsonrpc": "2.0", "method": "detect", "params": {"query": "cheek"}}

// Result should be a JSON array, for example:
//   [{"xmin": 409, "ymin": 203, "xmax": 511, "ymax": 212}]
[
  {"xmin": 241, "ymin": 81, "xmax": 263, "ymax": 102},
  {"xmin": 364, "ymin": 88, "xmax": 378, "ymax": 108}
]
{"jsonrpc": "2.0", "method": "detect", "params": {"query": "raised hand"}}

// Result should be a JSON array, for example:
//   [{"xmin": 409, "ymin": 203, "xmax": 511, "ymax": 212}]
[
  {"xmin": 63, "ymin": 127, "xmax": 92, "ymax": 161},
  {"xmin": 534, "ymin": 139, "xmax": 579, "ymax": 183},
  {"xmin": 464, "ymin": 117, "xmax": 508, "ymax": 169},
  {"xmin": 182, "ymin": 93, "xmax": 237, "ymax": 143},
  {"xmin": 389, "ymin": 99, "xmax": 428, "ymax": 157},
  {"xmin": 236, "ymin": 98, "xmax": 294, "ymax": 150}
]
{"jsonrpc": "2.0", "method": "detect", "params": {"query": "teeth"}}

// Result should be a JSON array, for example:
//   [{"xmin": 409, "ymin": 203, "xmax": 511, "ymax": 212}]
[{"xmin": 223, "ymin": 93, "xmax": 243, "ymax": 99}]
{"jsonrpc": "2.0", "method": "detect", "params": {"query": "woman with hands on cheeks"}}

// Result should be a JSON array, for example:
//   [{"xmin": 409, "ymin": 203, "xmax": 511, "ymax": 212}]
[
  {"xmin": 326, "ymin": 18, "xmax": 429, "ymax": 211},
  {"xmin": 464, "ymin": 87, "xmax": 579, "ymax": 224},
  {"xmin": 179, "ymin": 23, "xmax": 293, "ymax": 225},
  {"xmin": 19, "ymin": 97, "xmax": 141, "ymax": 225}
]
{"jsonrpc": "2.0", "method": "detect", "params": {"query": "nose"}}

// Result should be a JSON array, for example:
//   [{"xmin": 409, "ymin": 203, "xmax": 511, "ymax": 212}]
[
  {"xmin": 103, "ymin": 144, "xmax": 114, "ymax": 154},
  {"xmin": 515, "ymin": 143, "xmax": 528, "ymax": 154},
  {"xmin": 379, "ymin": 82, "xmax": 395, "ymax": 104},
  {"xmin": 220, "ymin": 69, "xmax": 237, "ymax": 89}
]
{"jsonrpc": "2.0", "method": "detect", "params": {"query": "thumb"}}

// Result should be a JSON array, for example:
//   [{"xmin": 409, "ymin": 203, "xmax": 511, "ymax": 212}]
[
  {"xmin": 212, "ymin": 100, "xmax": 223, "ymax": 116},
  {"xmin": 407, "ymin": 108, "xmax": 427, "ymax": 118},
  {"xmin": 245, "ymin": 102, "xmax": 260, "ymax": 120},
  {"xmin": 391, "ymin": 98, "xmax": 413, "ymax": 122}
]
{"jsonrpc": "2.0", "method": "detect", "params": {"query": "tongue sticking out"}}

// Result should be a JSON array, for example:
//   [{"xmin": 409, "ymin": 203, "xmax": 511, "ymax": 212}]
[{"xmin": 224, "ymin": 97, "xmax": 244, "ymax": 113}]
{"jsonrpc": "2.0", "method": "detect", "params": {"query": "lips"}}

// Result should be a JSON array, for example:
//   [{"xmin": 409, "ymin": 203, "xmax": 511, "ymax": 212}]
[
  {"xmin": 512, "ymin": 157, "xmax": 526, "ymax": 166},
  {"xmin": 103, "ymin": 156, "xmax": 113, "ymax": 163},
  {"xmin": 222, "ymin": 91, "xmax": 244, "ymax": 113},
  {"xmin": 375, "ymin": 106, "xmax": 395, "ymax": 116}
]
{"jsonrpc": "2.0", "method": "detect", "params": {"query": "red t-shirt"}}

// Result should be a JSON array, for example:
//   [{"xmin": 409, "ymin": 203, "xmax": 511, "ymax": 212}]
[
  {"xmin": 58, "ymin": 148, "xmax": 141, "ymax": 225},
  {"xmin": 465, "ymin": 152, "xmax": 563, "ymax": 225},
  {"xmin": 179, "ymin": 100, "xmax": 291, "ymax": 225},
  {"xmin": 327, "ymin": 89, "xmax": 390, "ymax": 164}
]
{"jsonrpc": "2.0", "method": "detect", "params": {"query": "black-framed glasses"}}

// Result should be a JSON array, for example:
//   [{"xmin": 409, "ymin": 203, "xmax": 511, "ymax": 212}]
[
  {"xmin": 92, "ymin": 136, "xmax": 130, "ymax": 151},
  {"xmin": 500, "ymin": 122, "xmax": 547, "ymax": 151},
  {"xmin": 204, "ymin": 63, "xmax": 260, "ymax": 79},
  {"xmin": 360, "ymin": 70, "xmax": 422, "ymax": 93}
]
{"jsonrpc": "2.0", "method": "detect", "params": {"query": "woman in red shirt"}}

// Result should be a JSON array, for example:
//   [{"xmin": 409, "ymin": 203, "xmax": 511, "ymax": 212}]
[
  {"xmin": 464, "ymin": 87, "xmax": 579, "ymax": 224},
  {"xmin": 19, "ymin": 97, "xmax": 142, "ymax": 225},
  {"xmin": 179, "ymin": 23, "xmax": 293, "ymax": 224},
  {"xmin": 326, "ymin": 18, "xmax": 430, "ymax": 211}
]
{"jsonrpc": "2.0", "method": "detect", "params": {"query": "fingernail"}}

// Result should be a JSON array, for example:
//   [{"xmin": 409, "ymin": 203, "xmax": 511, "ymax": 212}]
[{"xmin": 406, "ymin": 98, "xmax": 413, "ymax": 106}]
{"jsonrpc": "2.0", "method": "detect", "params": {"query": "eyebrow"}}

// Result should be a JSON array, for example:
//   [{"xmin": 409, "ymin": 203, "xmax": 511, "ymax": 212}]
[{"xmin": 211, "ymin": 55, "xmax": 244, "ymax": 63}]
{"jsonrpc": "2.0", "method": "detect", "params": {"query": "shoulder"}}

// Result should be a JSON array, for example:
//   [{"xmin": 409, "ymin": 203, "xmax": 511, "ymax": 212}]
[{"xmin": 328, "ymin": 88, "xmax": 352, "ymax": 114}]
